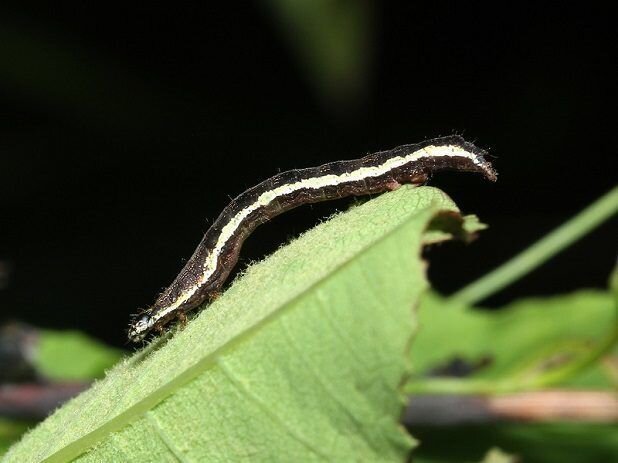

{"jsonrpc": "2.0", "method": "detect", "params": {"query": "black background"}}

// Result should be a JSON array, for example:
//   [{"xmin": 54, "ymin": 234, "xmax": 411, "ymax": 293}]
[{"xmin": 1, "ymin": 3, "xmax": 615, "ymax": 347}]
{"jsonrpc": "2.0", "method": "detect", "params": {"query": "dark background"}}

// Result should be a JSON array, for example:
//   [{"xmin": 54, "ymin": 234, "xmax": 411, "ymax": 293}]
[{"xmin": 1, "ymin": 3, "xmax": 615, "ymax": 347}]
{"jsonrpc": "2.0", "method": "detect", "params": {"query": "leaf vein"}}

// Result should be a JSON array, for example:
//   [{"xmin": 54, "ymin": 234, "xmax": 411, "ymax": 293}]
[
  {"xmin": 279, "ymin": 315, "xmax": 383, "ymax": 455},
  {"xmin": 314, "ymin": 289, "xmax": 366, "ymax": 368},
  {"xmin": 146, "ymin": 411, "xmax": 190, "ymax": 463},
  {"xmin": 217, "ymin": 357, "xmax": 332, "ymax": 461}
]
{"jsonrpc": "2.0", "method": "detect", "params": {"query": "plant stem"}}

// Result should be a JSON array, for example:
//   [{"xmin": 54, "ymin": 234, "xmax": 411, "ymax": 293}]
[
  {"xmin": 404, "ymin": 391, "xmax": 618, "ymax": 425},
  {"xmin": 451, "ymin": 186, "xmax": 618, "ymax": 305},
  {"xmin": 404, "ymin": 377, "xmax": 506, "ymax": 395}
]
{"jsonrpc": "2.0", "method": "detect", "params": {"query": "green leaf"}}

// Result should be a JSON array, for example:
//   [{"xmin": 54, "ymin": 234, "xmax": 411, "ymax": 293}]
[
  {"xmin": 406, "ymin": 289, "xmax": 616, "ymax": 394},
  {"xmin": 5, "ymin": 186, "xmax": 477, "ymax": 462},
  {"xmin": 34, "ymin": 331, "xmax": 124, "ymax": 381}
]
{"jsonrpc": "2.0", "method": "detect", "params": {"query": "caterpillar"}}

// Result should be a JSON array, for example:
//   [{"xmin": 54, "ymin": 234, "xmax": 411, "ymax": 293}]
[{"xmin": 128, "ymin": 135, "xmax": 497, "ymax": 342}]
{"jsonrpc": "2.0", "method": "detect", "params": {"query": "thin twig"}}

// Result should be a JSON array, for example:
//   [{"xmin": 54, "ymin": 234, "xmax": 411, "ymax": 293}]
[
  {"xmin": 0, "ymin": 382, "xmax": 89, "ymax": 420},
  {"xmin": 404, "ymin": 390, "xmax": 618, "ymax": 426}
]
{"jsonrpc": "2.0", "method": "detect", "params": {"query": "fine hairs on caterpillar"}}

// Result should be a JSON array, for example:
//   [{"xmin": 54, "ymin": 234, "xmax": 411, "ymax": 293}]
[{"xmin": 128, "ymin": 135, "xmax": 497, "ymax": 342}]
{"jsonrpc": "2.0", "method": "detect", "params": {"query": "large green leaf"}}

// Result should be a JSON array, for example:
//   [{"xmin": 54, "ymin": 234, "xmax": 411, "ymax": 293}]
[{"xmin": 5, "ymin": 186, "xmax": 479, "ymax": 462}]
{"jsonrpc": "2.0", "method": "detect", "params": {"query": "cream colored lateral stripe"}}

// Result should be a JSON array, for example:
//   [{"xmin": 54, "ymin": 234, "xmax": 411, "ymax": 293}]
[{"xmin": 151, "ymin": 144, "xmax": 479, "ymax": 323}]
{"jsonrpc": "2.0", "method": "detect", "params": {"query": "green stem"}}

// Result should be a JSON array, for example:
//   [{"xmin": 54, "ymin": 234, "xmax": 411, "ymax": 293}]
[{"xmin": 451, "ymin": 186, "xmax": 618, "ymax": 306}]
